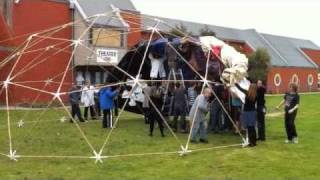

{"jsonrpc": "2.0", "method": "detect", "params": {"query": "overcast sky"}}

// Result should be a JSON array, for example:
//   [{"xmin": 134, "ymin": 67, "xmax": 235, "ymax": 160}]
[{"xmin": 132, "ymin": 0, "xmax": 320, "ymax": 46}]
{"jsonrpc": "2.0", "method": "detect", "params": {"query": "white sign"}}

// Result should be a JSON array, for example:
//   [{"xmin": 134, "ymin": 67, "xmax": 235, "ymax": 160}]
[{"xmin": 96, "ymin": 49, "xmax": 118, "ymax": 64}]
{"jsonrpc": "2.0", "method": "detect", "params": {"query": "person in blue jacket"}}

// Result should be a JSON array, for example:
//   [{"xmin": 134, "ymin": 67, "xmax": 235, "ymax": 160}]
[{"xmin": 99, "ymin": 86, "xmax": 119, "ymax": 128}]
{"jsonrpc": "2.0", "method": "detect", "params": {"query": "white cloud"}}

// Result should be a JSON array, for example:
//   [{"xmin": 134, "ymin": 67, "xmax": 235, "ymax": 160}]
[{"xmin": 132, "ymin": 0, "xmax": 320, "ymax": 46}]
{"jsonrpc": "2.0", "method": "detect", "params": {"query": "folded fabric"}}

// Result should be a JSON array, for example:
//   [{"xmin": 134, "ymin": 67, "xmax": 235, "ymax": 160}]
[
  {"xmin": 150, "ymin": 38, "xmax": 168, "ymax": 58},
  {"xmin": 199, "ymin": 36, "xmax": 248, "ymax": 87},
  {"xmin": 229, "ymin": 78, "xmax": 250, "ymax": 103}
]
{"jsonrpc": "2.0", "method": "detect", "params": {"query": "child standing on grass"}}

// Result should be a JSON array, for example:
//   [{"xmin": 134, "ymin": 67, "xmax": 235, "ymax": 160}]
[{"xmin": 276, "ymin": 83, "xmax": 300, "ymax": 144}]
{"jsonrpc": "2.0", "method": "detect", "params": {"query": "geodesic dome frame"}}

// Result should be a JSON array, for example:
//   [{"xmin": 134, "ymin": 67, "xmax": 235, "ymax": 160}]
[{"xmin": 0, "ymin": 9, "xmax": 248, "ymax": 163}]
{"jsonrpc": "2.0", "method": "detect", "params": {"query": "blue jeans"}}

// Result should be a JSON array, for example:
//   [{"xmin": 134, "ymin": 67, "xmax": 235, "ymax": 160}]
[{"xmin": 191, "ymin": 120, "xmax": 207, "ymax": 141}]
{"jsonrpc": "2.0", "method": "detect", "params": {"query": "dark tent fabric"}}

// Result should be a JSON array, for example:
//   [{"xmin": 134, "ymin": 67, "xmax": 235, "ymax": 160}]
[{"xmin": 106, "ymin": 37, "xmax": 224, "ymax": 114}]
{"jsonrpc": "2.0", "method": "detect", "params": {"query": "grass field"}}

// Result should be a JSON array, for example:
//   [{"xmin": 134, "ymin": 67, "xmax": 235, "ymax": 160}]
[{"xmin": 0, "ymin": 94, "xmax": 320, "ymax": 180}]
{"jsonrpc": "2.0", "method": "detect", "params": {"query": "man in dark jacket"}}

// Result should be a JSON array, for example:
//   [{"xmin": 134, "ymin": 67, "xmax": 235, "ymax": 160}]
[
  {"xmin": 149, "ymin": 83, "xmax": 165, "ymax": 137},
  {"xmin": 172, "ymin": 83, "xmax": 188, "ymax": 133},
  {"xmin": 209, "ymin": 83, "xmax": 224, "ymax": 133},
  {"xmin": 69, "ymin": 84, "xmax": 85, "ymax": 123},
  {"xmin": 257, "ymin": 80, "xmax": 266, "ymax": 141}
]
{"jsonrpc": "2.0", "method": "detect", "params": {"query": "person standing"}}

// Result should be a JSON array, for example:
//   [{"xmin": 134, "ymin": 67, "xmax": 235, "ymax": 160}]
[
  {"xmin": 142, "ymin": 83, "xmax": 152, "ymax": 124},
  {"xmin": 276, "ymin": 83, "xmax": 300, "ymax": 144},
  {"xmin": 257, "ymin": 80, "xmax": 266, "ymax": 141},
  {"xmin": 149, "ymin": 83, "xmax": 165, "ymax": 137},
  {"xmin": 209, "ymin": 83, "xmax": 224, "ymax": 133},
  {"xmin": 81, "ymin": 81, "xmax": 96, "ymax": 120},
  {"xmin": 69, "ymin": 84, "xmax": 85, "ymax": 123},
  {"xmin": 172, "ymin": 83, "xmax": 188, "ymax": 133},
  {"xmin": 236, "ymin": 83, "xmax": 257, "ymax": 147},
  {"xmin": 190, "ymin": 88, "xmax": 212, "ymax": 143},
  {"xmin": 94, "ymin": 85, "xmax": 101, "ymax": 117},
  {"xmin": 187, "ymin": 83, "xmax": 197, "ymax": 111},
  {"xmin": 113, "ymin": 93, "xmax": 119, "ymax": 117},
  {"xmin": 99, "ymin": 86, "xmax": 119, "ymax": 128},
  {"xmin": 230, "ymin": 92, "xmax": 242, "ymax": 134}
]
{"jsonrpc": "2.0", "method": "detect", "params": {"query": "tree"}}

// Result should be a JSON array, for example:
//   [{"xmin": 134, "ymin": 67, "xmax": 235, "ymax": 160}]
[
  {"xmin": 169, "ymin": 23, "xmax": 192, "ymax": 37},
  {"xmin": 247, "ymin": 48, "xmax": 271, "ymax": 83},
  {"xmin": 199, "ymin": 25, "xmax": 216, "ymax": 36}
]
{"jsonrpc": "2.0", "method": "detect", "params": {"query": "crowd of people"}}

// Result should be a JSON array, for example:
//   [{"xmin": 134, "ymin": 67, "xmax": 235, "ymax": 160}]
[
  {"xmin": 141, "ymin": 80, "xmax": 300, "ymax": 147},
  {"xmin": 68, "ymin": 79, "xmax": 300, "ymax": 148},
  {"xmin": 68, "ymin": 81, "xmax": 119, "ymax": 129}
]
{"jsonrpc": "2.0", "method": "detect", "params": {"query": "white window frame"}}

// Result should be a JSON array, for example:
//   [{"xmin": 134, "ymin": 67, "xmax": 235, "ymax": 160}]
[{"xmin": 274, "ymin": 73, "xmax": 281, "ymax": 87}]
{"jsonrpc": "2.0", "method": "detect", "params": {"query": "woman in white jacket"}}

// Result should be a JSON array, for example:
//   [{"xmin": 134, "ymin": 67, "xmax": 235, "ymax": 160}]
[{"xmin": 81, "ymin": 81, "xmax": 96, "ymax": 120}]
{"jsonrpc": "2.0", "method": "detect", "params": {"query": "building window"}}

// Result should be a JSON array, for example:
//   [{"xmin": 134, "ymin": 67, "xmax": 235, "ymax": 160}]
[
  {"xmin": 291, "ymin": 74, "xmax": 299, "ymax": 85},
  {"xmin": 274, "ymin": 73, "xmax": 281, "ymax": 87},
  {"xmin": 307, "ymin": 74, "xmax": 314, "ymax": 86},
  {"xmin": 89, "ymin": 28, "xmax": 124, "ymax": 48}
]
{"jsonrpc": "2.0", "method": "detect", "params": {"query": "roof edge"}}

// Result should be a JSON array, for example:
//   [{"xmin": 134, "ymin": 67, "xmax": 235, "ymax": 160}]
[{"xmin": 297, "ymin": 47, "xmax": 319, "ymax": 68}]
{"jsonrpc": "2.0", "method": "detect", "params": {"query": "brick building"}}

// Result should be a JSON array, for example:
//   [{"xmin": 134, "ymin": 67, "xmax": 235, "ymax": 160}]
[
  {"xmin": 0, "ymin": 0, "xmax": 72, "ymax": 105},
  {"xmin": 0, "ymin": 0, "xmax": 319, "ymax": 105}
]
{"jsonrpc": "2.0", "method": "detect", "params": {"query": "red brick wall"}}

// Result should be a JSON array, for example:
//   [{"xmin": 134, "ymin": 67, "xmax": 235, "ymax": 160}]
[
  {"xmin": 141, "ymin": 31, "xmax": 161, "ymax": 42},
  {"xmin": 0, "ymin": 12, "xmax": 12, "ymax": 43},
  {"xmin": 0, "ymin": 50, "xmax": 11, "ymax": 103},
  {"xmin": 0, "ymin": 1, "xmax": 72, "ymax": 105},
  {"xmin": 121, "ymin": 11, "xmax": 142, "ymax": 48},
  {"xmin": 266, "ymin": 67, "xmax": 318, "ymax": 94}
]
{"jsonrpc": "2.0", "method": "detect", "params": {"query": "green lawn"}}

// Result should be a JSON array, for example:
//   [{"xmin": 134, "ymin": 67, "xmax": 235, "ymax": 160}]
[{"xmin": 0, "ymin": 94, "xmax": 320, "ymax": 180}]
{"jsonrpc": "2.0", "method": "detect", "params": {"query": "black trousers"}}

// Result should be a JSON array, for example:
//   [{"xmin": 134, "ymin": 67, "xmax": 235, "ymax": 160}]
[
  {"xmin": 231, "ymin": 106, "xmax": 241, "ymax": 122},
  {"xmin": 172, "ymin": 106, "xmax": 186, "ymax": 131},
  {"xmin": 103, "ymin": 109, "xmax": 113, "ymax": 128},
  {"xmin": 114, "ymin": 99, "xmax": 118, "ymax": 116},
  {"xmin": 257, "ymin": 107, "xmax": 266, "ymax": 140},
  {"xmin": 285, "ymin": 111, "xmax": 298, "ymax": 140},
  {"xmin": 95, "ymin": 102, "xmax": 101, "ymax": 117},
  {"xmin": 71, "ymin": 104, "xmax": 84, "ymax": 121},
  {"xmin": 248, "ymin": 126, "xmax": 257, "ymax": 146},
  {"xmin": 84, "ymin": 106, "xmax": 96, "ymax": 120},
  {"xmin": 143, "ymin": 107, "xmax": 151, "ymax": 124},
  {"xmin": 150, "ymin": 108, "xmax": 164, "ymax": 136}
]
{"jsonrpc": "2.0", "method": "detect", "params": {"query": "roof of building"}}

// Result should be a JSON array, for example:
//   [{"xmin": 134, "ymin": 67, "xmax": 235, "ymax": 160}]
[
  {"xmin": 74, "ymin": 0, "xmax": 319, "ymax": 68},
  {"xmin": 75, "ymin": 0, "xmax": 137, "ymax": 28},
  {"xmin": 76, "ymin": 0, "xmax": 137, "ymax": 12},
  {"xmin": 141, "ymin": 15, "xmax": 319, "ymax": 68}
]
